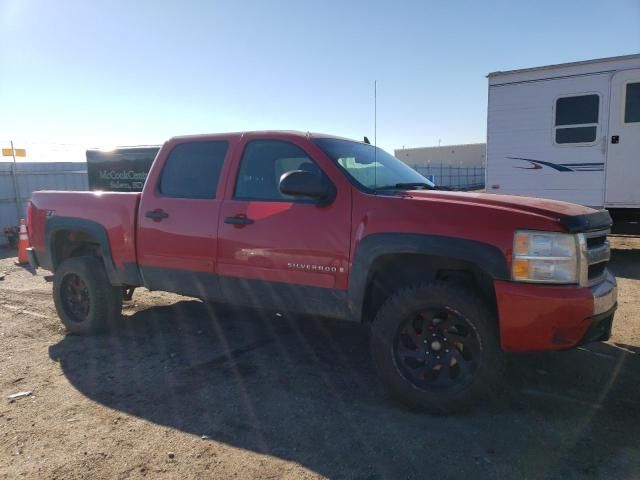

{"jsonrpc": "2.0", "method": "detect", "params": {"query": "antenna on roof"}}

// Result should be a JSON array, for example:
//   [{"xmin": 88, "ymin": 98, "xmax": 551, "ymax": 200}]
[
  {"xmin": 374, "ymin": 80, "xmax": 377, "ymax": 150},
  {"xmin": 363, "ymin": 136, "xmax": 371, "ymax": 144},
  {"xmin": 374, "ymin": 80, "xmax": 377, "ymax": 187}
]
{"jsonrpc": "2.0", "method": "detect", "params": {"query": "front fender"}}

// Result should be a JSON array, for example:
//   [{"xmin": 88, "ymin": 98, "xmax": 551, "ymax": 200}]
[{"xmin": 348, "ymin": 233, "xmax": 510, "ymax": 321}]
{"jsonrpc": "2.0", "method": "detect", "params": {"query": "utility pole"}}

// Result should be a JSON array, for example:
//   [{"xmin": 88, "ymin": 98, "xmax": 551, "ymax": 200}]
[{"xmin": 10, "ymin": 140, "xmax": 23, "ymax": 222}]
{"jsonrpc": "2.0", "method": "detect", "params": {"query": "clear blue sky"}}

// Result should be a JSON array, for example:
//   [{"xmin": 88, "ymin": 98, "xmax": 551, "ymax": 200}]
[{"xmin": 1, "ymin": 0, "xmax": 639, "ymax": 161}]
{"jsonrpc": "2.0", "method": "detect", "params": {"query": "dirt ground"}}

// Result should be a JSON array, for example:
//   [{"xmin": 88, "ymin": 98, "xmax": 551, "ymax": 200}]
[{"xmin": 1, "ymin": 236, "xmax": 639, "ymax": 479}]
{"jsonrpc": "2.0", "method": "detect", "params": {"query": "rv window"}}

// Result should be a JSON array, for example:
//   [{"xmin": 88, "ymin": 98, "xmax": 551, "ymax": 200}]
[
  {"xmin": 554, "ymin": 94, "xmax": 599, "ymax": 144},
  {"xmin": 555, "ymin": 95, "xmax": 599, "ymax": 126},
  {"xmin": 624, "ymin": 82, "xmax": 640, "ymax": 124},
  {"xmin": 555, "ymin": 127, "xmax": 597, "ymax": 144}
]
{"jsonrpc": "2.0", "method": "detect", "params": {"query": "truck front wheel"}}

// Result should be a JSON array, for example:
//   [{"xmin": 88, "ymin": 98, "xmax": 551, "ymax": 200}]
[
  {"xmin": 53, "ymin": 256, "xmax": 123, "ymax": 335},
  {"xmin": 370, "ymin": 281, "xmax": 504, "ymax": 414}
]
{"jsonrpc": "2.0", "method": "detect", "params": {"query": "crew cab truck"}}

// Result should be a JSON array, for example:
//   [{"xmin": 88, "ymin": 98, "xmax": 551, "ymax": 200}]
[{"xmin": 27, "ymin": 131, "xmax": 618, "ymax": 414}]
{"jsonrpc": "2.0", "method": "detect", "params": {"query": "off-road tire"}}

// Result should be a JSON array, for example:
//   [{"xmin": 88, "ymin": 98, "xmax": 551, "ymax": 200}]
[
  {"xmin": 53, "ymin": 256, "xmax": 123, "ymax": 335},
  {"xmin": 370, "ymin": 281, "xmax": 504, "ymax": 414}
]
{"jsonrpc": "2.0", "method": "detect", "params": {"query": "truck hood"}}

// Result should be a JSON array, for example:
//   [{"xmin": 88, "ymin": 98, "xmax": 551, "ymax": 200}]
[{"xmin": 401, "ymin": 190, "xmax": 611, "ymax": 231}]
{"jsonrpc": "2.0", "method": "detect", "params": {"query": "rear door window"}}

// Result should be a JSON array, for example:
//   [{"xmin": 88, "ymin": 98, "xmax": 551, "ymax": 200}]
[
  {"xmin": 159, "ymin": 141, "xmax": 229, "ymax": 198},
  {"xmin": 554, "ymin": 94, "xmax": 600, "ymax": 144}
]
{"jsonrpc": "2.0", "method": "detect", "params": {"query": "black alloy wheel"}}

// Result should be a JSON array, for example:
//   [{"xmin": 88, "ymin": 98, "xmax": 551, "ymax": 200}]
[
  {"xmin": 370, "ymin": 281, "xmax": 505, "ymax": 414},
  {"xmin": 53, "ymin": 256, "xmax": 123, "ymax": 335},
  {"xmin": 395, "ymin": 307, "xmax": 481, "ymax": 392},
  {"xmin": 60, "ymin": 273, "xmax": 91, "ymax": 323}
]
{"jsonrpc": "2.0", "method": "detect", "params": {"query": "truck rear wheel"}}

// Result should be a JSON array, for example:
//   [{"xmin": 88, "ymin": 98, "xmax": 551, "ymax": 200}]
[
  {"xmin": 370, "ymin": 281, "xmax": 504, "ymax": 414},
  {"xmin": 53, "ymin": 256, "xmax": 123, "ymax": 335}
]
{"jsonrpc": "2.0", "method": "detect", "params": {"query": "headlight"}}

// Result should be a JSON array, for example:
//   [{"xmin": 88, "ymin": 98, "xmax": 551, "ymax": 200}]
[{"xmin": 512, "ymin": 231, "xmax": 578, "ymax": 284}]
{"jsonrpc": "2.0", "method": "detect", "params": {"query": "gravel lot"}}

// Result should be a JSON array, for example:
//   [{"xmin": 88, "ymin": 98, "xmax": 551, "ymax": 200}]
[{"xmin": 1, "ymin": 236, "xmax": 639, "ymax": 479}]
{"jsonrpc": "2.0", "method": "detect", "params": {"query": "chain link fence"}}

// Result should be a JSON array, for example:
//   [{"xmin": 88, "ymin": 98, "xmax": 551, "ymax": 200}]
[{"xmin": 413, "ymin": 164, "xmax": 485, "ymax": 190}]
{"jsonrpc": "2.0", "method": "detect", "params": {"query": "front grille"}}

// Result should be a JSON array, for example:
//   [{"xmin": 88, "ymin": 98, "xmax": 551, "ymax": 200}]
[
  {"xmin": 586, "ymin": 235, "xmax": 607, "ymax": 249},
  {"xmin": 580, "ymin": 230, "xmax": 610, "ymax": 286},
  {"xmin": 588, "ymin": 262, "xmax": 607, "ymax": 281}
]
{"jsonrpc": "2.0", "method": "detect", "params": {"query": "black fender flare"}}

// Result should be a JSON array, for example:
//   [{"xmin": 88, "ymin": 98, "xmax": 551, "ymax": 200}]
[
  {"xmin": 347, "ymin": 233, "xmax": 510, "ymax": 321},
  {"xmin": 45, "ymin": 216, "xmax": 120, "ymax": 284}
]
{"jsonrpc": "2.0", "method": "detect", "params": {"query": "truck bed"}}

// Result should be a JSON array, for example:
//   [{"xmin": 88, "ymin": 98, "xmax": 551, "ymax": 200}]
[{"xmin": 29, "ymin": 191, "xmax": 141, "ymax": 270}]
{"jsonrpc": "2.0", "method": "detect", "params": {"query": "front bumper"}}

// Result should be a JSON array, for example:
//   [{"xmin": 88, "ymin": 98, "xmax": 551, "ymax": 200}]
[
  {"xmin": 495, "ymin": 271, "xmax": 617, "ymax": 352},
  {"xmin": 578, "ymin": 272, "xmax": 617, "ymax": 344},
  {"xmin": 578, "ymin": 305, "xmax": 616, "ymax": 345},
  {"xmin": 592, "ymin": 272, "xmax": 617, "ymax": 317}
]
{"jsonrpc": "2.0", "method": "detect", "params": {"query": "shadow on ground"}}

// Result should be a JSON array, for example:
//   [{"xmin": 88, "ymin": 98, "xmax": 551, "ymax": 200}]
[
  {"xmin": 49, "ymin": 301, "xmax": 640, "ymax": 479},
  {"xmin": 0, "ymin": 247, "xmax": 18, "ymax": 261},
  {"xmin": 609, "ymin": 248, "xmax": 640, "ymax": 280},
  {"xmin": 0, "ymin": 247, "xmax": 36, "ymax": 273}
]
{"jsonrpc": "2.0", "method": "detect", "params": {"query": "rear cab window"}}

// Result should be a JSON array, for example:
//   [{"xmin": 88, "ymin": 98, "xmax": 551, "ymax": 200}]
[{"xmin": 159, "ymin": 141, "xmax": 229, "ymax": 198}]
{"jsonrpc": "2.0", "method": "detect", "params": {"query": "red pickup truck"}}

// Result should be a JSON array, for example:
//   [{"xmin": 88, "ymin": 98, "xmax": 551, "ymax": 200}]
[{"xmin": 27, "ymin": 131, "xmax": 617, "ymax": 413}]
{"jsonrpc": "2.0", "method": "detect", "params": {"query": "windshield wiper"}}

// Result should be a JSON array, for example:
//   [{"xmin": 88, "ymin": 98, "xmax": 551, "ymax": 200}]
[{"xmin": 373, "ymin": 182, "xmax": 435, "ymax": 191}]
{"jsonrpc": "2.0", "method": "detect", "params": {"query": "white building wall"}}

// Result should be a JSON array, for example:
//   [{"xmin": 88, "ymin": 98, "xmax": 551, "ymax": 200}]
[{"xmin": 0, "ymin": 162, "xmax": 88, "ymax": 234}]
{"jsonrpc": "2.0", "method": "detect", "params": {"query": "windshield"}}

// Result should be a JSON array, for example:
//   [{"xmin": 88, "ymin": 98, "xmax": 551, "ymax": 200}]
[{"xmin": 313, "ymin": 138, "xmax": 434, "ymax": 190}]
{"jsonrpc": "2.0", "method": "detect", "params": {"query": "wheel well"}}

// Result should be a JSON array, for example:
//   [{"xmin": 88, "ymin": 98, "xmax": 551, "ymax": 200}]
[
  {"xmin": 361, "ymin": 254, "xmax": 497, "ymax": 323},
  {"xmin": 51, "ymin": 230, "xmax": 102, "ymax": 270}
]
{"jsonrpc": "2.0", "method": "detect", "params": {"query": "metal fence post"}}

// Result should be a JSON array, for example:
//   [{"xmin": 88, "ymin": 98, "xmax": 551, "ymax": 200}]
[{"xmin": 10, "ymin": 141, "xmax": 23, "ymax": 224}]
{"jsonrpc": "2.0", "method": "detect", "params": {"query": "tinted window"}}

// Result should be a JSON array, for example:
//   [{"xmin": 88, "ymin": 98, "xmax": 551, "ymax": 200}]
[
  {"xmin": 555, "ymin": 126, "xmax": 598, "ymax": 144},
  {"xmin": 159, "ymin": 141, "xmax": 228, "ymax": 198},
  {"xmin": 555, "ymin": 94, "xmax": 599, "ymax": 144},
  {"xmin": 555, "ymin": 95, "xmax": 599, "ymax": 126},
  {"xmin": 625, "ymin": 82, "xmax": 640, "ymax": 124},
  {"xmin": 235, "ymin": 140, "xmax": 323, "ymax": 201}
]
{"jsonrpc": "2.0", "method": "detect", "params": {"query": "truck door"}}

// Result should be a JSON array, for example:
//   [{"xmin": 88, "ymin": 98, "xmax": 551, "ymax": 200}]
[
  {"xmin": 605, "ymin": 69, "xmax": 640, "ymax": 206},
  {"xmin": 216, "ymin": 135, "xmax": 352, "ymax": 318},
  {"xmin": 136, "ymin": 138, "xmax": 232, "ymax": 297}
]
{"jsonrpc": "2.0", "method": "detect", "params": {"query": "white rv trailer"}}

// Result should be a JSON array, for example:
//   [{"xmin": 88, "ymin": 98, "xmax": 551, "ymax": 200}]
[{"xmin": 486, "ymin": 54, "xmax": 640, "ymax": 214}]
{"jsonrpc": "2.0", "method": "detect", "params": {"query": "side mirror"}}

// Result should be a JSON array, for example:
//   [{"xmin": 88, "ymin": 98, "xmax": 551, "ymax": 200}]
[{"xmin": 279, "ymin": 170, "xmax": 335, "ymax": 206}]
